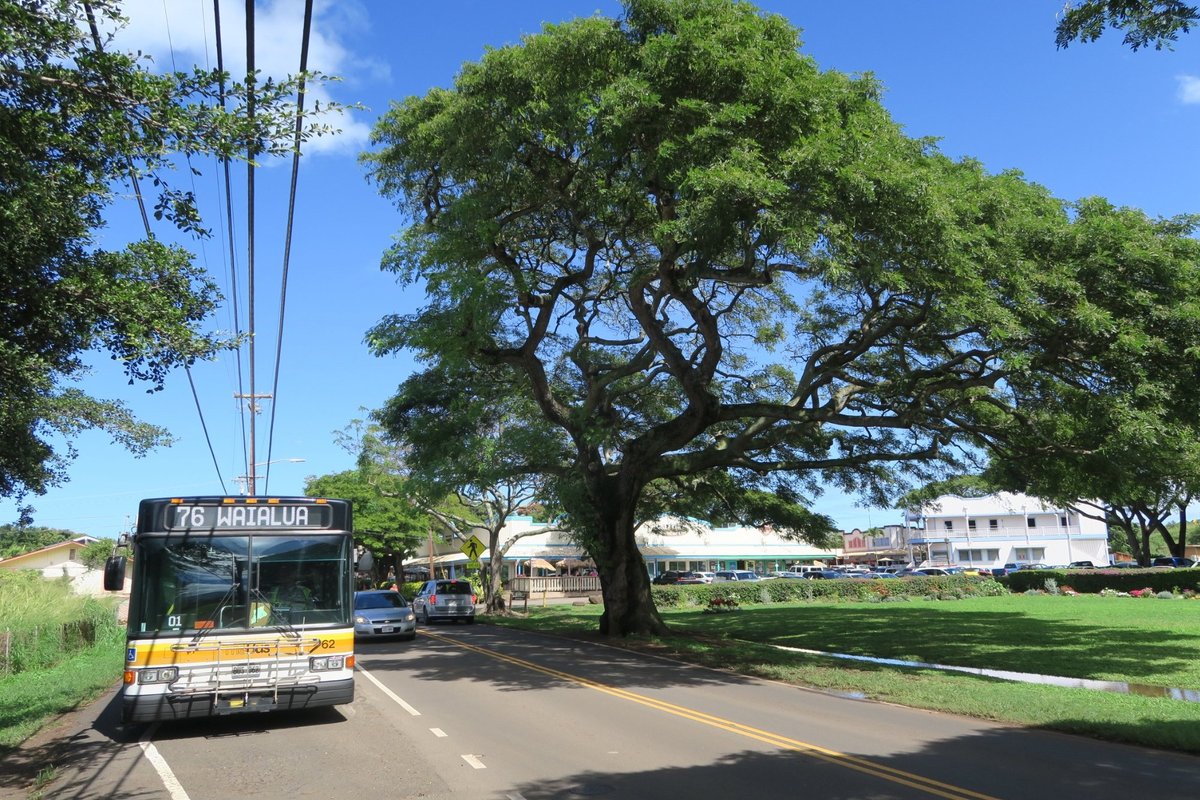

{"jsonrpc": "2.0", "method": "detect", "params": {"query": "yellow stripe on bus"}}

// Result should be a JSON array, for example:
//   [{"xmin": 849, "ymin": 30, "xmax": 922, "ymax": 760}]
[{"xmin": 128, "ymin": 629, "xmax": 354, "ymax": 667}]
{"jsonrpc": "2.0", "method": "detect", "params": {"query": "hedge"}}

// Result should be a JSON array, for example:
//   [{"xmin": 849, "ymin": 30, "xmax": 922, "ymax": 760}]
[
  {"xmin": 1001, "ymin": 567, "xmax": 1200, "ymax": 594},
  {"xmin": 650, "ymin": 576, "xmax": 1008, "ymax": 608}
]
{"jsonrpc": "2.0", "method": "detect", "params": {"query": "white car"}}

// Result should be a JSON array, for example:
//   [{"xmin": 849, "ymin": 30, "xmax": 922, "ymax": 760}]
[
  {"xmin": 713, "ymin": 570, "xmax": 761, "ymax": 582},
  {"xmin": 692, "ymin": 571, "xmax": 716, "ymax": 583},
  {"xmin": 411, "ymin": 578, "xmax": 477, "ymax": 624}
]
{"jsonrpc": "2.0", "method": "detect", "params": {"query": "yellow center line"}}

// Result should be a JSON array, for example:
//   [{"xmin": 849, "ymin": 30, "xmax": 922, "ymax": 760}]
[{"xmin": 421, "ymin": 631, "xmax": 1000, "ymax": 800}]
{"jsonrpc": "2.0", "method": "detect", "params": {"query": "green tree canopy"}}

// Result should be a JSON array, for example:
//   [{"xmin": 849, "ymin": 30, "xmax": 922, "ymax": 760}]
[
  {"xmin": 304, "ymin": 468, "xmax": 428, "ymax": 582},
  {"xmin": 1056, "ymin": 1, "xmax": 1199, "ymax": 50},
  {"xmin": 364, "ymin": 0, "xmax": 1196, "ymax": 635},
  {"xmin": 0, "ymin": 0, "xmax": 343, "ymax": 508},
  {"xmin": 974, "ymin": 202, "xmax": 1200, "ymax": 564}
]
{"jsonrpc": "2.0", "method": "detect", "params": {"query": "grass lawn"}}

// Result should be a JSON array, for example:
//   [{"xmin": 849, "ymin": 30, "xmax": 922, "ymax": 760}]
[
  {"xmin": 673, "ymin": 593, "xmax": 1200, "ymax": 688},
  {"xmin": 483, "ymin": 594, "xmax": 1200, "ymax": 754},
  {"xmin": 0, "ymin": 636, "xmax": 124, "ymax": 750}
]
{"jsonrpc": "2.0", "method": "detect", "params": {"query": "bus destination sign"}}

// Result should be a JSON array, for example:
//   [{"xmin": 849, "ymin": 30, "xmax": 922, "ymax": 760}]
[{"xmin": 166, "ymin": 503, "xmax": 333, "ymax": 531}]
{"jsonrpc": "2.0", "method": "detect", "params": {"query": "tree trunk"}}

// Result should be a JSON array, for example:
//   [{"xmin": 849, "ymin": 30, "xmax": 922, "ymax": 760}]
[
  {"xmin": 591, "ymin": 487, "xmax": 669, "ymax": 637},
  {"xmin": 484, "ymin": 528, "xmax": 505, "ymax": 613}
]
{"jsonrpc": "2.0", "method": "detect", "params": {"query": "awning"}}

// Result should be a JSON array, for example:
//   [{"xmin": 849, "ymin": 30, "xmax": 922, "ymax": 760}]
[{"xmin": 525, "ymin": 557, "xmax": 556, "ymax": 571}]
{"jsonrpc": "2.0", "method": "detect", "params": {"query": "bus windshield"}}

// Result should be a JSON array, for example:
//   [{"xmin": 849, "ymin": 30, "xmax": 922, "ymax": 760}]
[{"xmin": 130, "ymin": 533, "xmax": 351, "ymax": 636}]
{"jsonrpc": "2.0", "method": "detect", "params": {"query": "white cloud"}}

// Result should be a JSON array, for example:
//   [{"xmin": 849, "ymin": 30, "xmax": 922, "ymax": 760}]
[
  {"xmin": 1177, "ymin": 74, "xmax": 1200, "ymax": 105},
  {"xmin": 105, "ymin": 0, "xmax": 374, "ymax": 154}
]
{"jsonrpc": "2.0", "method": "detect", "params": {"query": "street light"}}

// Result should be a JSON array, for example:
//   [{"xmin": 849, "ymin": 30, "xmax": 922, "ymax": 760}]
[{"xmin": 235, "ymin": 458, "xmax": 306, "ymax": 495}]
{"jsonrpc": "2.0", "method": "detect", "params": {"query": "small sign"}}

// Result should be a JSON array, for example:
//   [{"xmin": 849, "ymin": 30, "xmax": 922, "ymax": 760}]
[
  {"xmin": 461, "ymin": 535, "xmax": 485, "ymax": 561},
  {"xmin": 466, "ymin": 560, "xmax": 481, "ymax": 570}
]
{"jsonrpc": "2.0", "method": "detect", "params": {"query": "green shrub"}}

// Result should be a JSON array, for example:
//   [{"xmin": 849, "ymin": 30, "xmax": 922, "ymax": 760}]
[
  {"xmin": 1001, "ymin": 567, "xmax": 1200, "ymax": 595},
  {"xmin": 652, "ymin": 576, "xmax": 1005, "ymax": 607}
]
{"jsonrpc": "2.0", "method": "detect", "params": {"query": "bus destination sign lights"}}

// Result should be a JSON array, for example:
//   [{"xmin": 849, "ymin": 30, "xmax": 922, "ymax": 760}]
[{"xmin": 165, "ymin": 503, "xmax": 334, "ymax": 531}]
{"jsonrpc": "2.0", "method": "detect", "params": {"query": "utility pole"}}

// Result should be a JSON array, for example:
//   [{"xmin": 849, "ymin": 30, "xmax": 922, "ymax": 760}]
[{"xmin": 233, "ymin": 391, "xmax": 272, "ymax": 495}]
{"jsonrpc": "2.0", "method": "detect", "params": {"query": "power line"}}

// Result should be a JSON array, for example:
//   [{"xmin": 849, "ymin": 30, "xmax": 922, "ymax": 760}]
[
  {"xmin": 211, "ymin": 0, "xmax": 251, "ymax": 484},
  {"xmin": 263, "ymin": 0, "xmax": 316, "ymax": 494}
]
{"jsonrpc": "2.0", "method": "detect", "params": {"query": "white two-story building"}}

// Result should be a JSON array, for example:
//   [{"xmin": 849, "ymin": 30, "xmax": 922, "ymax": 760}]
[{"xmin": 907, "ymin": 493, "xmax": 1110, "ymax": 568}]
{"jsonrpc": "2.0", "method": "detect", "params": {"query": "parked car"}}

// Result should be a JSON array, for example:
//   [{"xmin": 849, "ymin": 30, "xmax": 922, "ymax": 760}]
[
  {"xmin": 675, "ymin": 572, "xmax": 709, "ymax": 585},
  {"xmin": 914, "ymin": 567, "xmax": 952, "ymax": 576},
  {"xmin": 353, "ymin": 590, "xmax": 417, "ymax": 640},
  {"xmin": 801, "ymin": 569, "xmax": 844, "ymax": 579},
  {"xmin": 713, "ymin": 570, "xmax": 761, "ymax": 582},
  {"xmin": 784, "ymin": 565, "xmax": 830, "ymax": 577},
  {"xmin": 1151, "ymin": 556, "xmax": 1197, "ymax": 568},
  {"xmin": 691, "ymin": 571, "xmax": 716, "ymax": 584},
  {"xmin": 411, "ymin": 579, "xmax": 476, "ymax": 624},
  {"xmin": 1066, "ymin": 561, "xmax": 1096, "ymax": 569},
  {"xmin": 652, "ymin": 570, "xmax": 691, "ymax": 585}
]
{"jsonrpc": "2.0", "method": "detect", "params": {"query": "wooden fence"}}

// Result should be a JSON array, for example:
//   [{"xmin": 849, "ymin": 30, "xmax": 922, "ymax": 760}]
[{"xmin": 509, "ymin": 575, "xmax": 601, "ymax": 596}]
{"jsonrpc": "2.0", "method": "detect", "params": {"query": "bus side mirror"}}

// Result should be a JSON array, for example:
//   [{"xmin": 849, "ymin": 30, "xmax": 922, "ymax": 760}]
[
  {"xmin": 356, "ymin": 551, "xmax": 374, "ymax": 572},
  {"xmin": 104, "ymin": 555, "xmax": 127, "ymax": 591}
]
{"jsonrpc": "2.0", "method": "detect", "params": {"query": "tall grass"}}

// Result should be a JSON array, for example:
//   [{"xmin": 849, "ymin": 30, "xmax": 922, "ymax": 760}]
[
  {"xmin": 0, "ymin": 571, "xmax": 121, "ymax": 674},
  {"xmin": 0, "ymin": 572, "xmax": 125, "ymax": 750}
]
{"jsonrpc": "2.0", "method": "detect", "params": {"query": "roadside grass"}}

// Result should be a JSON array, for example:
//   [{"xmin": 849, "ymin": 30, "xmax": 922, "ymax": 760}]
[
  {"xmin": 482, "ymin": 595, "xmax": 1200, "ymax": 754},
  {"xmin": 0, "ymin": 573, "xmax": 126, "ymax": 752},
  {"xmin": 0, "ymin": 630, "xmax": 125, "ymax": 750}
]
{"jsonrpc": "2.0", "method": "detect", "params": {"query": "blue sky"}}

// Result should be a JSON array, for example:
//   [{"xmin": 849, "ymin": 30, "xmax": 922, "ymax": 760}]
[{"xmin": 5, "ymin": 0, "xmax": 1198, "ymax": 537}]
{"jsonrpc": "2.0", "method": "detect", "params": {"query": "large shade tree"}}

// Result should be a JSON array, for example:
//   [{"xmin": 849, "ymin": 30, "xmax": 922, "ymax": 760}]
[
  {"xmin": 377, "ymin": 363, "xmax": 570, "ymax": 612},
  {"xmin": 962, "ymin": 202, "xmax": 1200, "ymax": 565},
  {"xmin": 363, "ymin": 0, "xmax": 1189, "ymax": 636},
  {"xmin": 0, "ymin": 0, "xmax": 343, "ymax": 510}
]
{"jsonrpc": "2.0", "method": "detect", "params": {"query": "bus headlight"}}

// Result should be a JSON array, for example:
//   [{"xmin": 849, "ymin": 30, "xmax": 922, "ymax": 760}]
[
  {"xmin": 138, "ymin": 667, "xmax": 179, "ymax": 684},
  {"xmin": 309, "ymin": 655, "xmax": 345, "ymax": 671}
]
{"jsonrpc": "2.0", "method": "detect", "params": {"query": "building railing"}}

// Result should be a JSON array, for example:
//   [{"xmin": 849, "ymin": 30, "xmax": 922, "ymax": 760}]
[{"xmin": 910, "ymin": 525, "xmax": 1094, "ymax": 543}]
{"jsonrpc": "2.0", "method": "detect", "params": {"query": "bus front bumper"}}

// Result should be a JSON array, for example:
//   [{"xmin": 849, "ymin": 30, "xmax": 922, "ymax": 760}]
[{"xmin": 121, "ymin": 678, "xmax": 354, "ymax": 723}]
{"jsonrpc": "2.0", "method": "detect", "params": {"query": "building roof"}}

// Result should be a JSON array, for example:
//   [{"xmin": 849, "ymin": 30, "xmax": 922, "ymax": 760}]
[{"xmin": 0, "ymin": 536, "xmax": 99, "ymax": 567}]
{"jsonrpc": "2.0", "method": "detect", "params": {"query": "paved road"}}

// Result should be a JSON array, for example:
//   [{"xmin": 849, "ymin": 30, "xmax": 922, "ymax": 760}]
[{"xmin": 5, "ymin": 623, "xmax": 1200, "ymax": 799}]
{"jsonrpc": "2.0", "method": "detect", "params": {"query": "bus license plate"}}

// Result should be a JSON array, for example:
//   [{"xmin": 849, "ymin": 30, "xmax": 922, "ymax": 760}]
[{"xmin": 232, "ymin": 665, "xmax": 261, "ymax": 677}]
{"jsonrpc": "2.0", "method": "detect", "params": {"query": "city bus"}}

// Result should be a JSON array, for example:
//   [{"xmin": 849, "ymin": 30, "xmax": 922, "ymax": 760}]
[{"xmin": 104, "ymin": 496, "xmax": 359, "ymax": 724}]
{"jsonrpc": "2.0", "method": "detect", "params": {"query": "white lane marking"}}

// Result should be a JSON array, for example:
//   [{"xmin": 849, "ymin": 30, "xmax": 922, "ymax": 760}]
[
  {"xmin": 357, "ymin": 663, "xmax": 422, "ymax": 716},
  {"xmin": 430, "ymin": 728, "xmax": 447, "ymax": 738},
  {"xmin": 461, "ymin": 754, "xmax": 487, "ymax": 769},
  {"xmin": 138, "ymin": 724, "xmax": 191, "ymax": 800}
]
